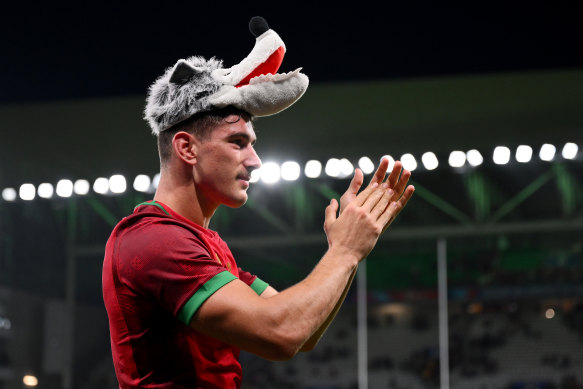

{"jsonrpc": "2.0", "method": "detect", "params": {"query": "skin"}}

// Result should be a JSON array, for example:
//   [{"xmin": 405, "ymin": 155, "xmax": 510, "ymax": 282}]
[{"xmin": 154, "ymin": 114, "xmax": 415, "ymax": 361}]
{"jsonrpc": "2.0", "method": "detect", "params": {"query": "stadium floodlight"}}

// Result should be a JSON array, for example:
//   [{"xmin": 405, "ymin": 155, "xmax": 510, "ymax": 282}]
[
  {"xmin": 545, "ymin": 308, "xmax": 555, "ymax": 319},
  {"xmin": 381, "ymin": 155, "xmax": 395, "ymax": 171},
  {"xmin": 23, "ymin": 375, "xmax": 38, "ymax": 387},
  {"xmin": 73, "ymin": 179, "xmax": 90, "ymax": 195},
  {"xmin": 304, "ymin": 160, "xmax": 322, "ymax": 178},
  {"xmin": 421, "ymin": 152, "xmax": 439, "ymax": 170},
  {"xmin": 93, "ymin": 177, "xmax": 110, "ymax": 194},
  {"xmin": 152, "ymin": 173, "xmax": 161, "ymax": 189},
  {"xmin": 466, "ymin": 149, "xmax": 483, "ymax": 167},
  {"xmin": 2, "ymin": 188, "xmax": 17, "ymax": 202},
  {"xmin": 133, "ymin": 175, "xmax": 151, "ymax": 192},
  {"xmin": 281, "ymin": 161, "xmax": 301, "ymax": 181},
  {"xmin": 260, "ymin": 162, "xmax": 280, "ymax": 184},
  {"xmin": 539, "ymin": 143, "xmax": 556, "ymax": 161},
  {"xmin": 109, "ymin": 175, "xmax": 127, "ymax": 194},
  {"xmin": 56, "ymin": 179, "xmax": 74, "ymax": 198},
  {"xmin": 250, "ymin": 168, "xmax": 261, "ymax": 183},
  {"xmin": 19, "ymin": 184, "xmax": 35, "ymax": 201},
  {"xmin": 37, "ymin": 183, "xmax": 54, "ymax": 199},
  {"xmin": 448, "ymin": 151, "xmax": 466, "ymax": 168},
  {"xmin": 562, "ymin": 142, "xmax": 578, "ymax": 160},
  {"xmin": 339, "ymin": 158, "xmax": 354, "ymax": 177},
  {"xmin": 515, "ymin": 145, "xmax": 533, "ymax": 163},
  {"xmin": 493, "ymin": 146, "xmax": 511, "ymax": 165},
  {"xmin": 400, "ymin": 154, "xmax": 417, "ymax": 171},
  {"xmin": 325, "ymin": 158, "xmax": 342, "ymax": 177},
  {"xmin": 358, "ymin": 157, "xmax": 375, "ymax": 174}
]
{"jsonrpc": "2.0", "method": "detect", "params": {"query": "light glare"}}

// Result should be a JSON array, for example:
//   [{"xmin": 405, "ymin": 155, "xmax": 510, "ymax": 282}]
[
  {"xmin": 260, "ymin": 162, "xmax": 280, "ymax": 184},
  {"xmin": 304, "ymin": 160, "xmax": 322, "ymax": 178},
  {"xmin": 421, "ymin": 152, "xmax": 439, "ymax": 170},
  {"xmin": 37, "ymin": 183, "xmax": 54, "ymax": 199},
  {"xmin": 281, "ymin": 161, "xmax": 301, "ymax": 181},
  {"xmin": 358, "ymin": 157, "xmax": 375, "ymax": 174},
  {"xmin": 2, "ymin": 188, "xmax": 17, "ymax": 202},
  {"xmin": 449, "ymin": 151, "xmax": 466, "ymax": 168},
  {"xmin": 93, "ymin": 177, "xmax": 109, "ymax": 194},
  {"xmin": 19, "ymin": 184, "xmax": 35, "ymax": 201},
  {"xmin": 325, "ymin": 158, "xmax": 342, "ymax": 177},
  {"xmin": 73, "ymin": 179, "xmax": 90, "ymax": 195},
  {"xmin": 381, "ymin": 155, "xmax": 395, "ymax": 171},
  {"xmin": 23, "ymin": 375, "xmax": 38, "ymax": 387},
  {"xmin": 133, "ymin": 175, "xmax": 151, "ymax": 192},
  {"xmin": 339, "ymin": 158, "xmax": 354, "ymax": 177},
  {"xmin": 515, "ymin": 145, "xmax": 533, "ymax": 163},
  {"xmin": 109, "ymin": 175, "xmax": 127, "ymax": 194},
  {"xmin": 466, "ymin": 149, "xmax": 483, "ymax": 167},
  {"xmin": 56, "ymin": 179, "xmax": 74, "ymax": 198},
  {"xmin": 545, "ymin": 308, "xmax": 555, "ymax": 319},
  {"xmin": 539, "ymin": 143, "xmax": 556, "ymax": 161},
  {"xmin": 152, "ymin": 173, "xmax": 161, "ymax": 189},
  {"xmin": 493, "ymin": 146, "xmax": 511, "ymax": 165},
  {"xmin": 250, "ymin": 169, "xmax": 261, "ymax": 183},
  {"xmin": 400, "ymin": 154, "xmax": 417, "ymax": 171},
  {"xmin": 562, "ymin": 142, "xmax": 578, "ymax": 160}
]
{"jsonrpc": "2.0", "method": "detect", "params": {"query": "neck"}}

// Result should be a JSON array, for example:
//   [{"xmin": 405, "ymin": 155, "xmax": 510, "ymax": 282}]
[{"xmin": 153, "ymin": 166, "xmax": 217, "ymax": 228}]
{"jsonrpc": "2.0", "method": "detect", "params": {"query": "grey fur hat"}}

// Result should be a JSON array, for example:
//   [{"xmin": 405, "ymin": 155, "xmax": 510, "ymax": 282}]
[{"xmin": 144, "ymin": 16, "xmax": 309, "ymax": 135}]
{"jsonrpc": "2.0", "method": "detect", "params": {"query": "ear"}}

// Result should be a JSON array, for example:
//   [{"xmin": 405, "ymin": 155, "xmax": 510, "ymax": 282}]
[
  {"xmin": 169, "ymin": 60, "xmax": 202, "ymax": 85},
  {"xmin": 172, "ymin": 131, "xmax": 198, "ymax": 166}
]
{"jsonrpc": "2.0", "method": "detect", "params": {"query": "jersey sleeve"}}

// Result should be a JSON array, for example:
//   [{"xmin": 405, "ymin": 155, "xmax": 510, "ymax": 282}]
[
  {"xmin": 117, "ymin": 223, "xmax": 236, "ymax": 325},
  {"xmin": 238, "ymin": 267, "xmax": 269, "ymax": 295}
]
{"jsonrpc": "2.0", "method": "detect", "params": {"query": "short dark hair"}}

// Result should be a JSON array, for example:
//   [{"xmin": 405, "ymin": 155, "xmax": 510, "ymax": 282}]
[{"xmin": 157, "ymin": 106, "xmax": 253, "ymax": 167}]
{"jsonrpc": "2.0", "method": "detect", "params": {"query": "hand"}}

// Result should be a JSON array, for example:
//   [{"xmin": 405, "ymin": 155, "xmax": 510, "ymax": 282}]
[{"xmin": 323, "ymin": 180, "xmax": 410, "ymax": 263}]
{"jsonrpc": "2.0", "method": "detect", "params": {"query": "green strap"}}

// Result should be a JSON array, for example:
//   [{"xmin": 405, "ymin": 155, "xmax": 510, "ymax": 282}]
[
  {"xmin": 250, "ymin": 277, "xmax": 269, "ymax": 295},
  {"xmin": 134, "ymin": 201, "xmax": 170, "ymax": 216}
]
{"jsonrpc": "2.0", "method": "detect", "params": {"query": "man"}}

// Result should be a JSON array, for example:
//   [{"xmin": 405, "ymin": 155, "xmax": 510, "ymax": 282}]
[{"xmin": 103, "ymin": 17, "xmax": 414, "ymax": 388}]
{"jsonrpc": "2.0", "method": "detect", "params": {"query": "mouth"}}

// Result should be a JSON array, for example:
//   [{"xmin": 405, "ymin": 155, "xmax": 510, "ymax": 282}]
[{"xmin": 237, "ymin": 173, "xmax": 251, "ymax": 187}]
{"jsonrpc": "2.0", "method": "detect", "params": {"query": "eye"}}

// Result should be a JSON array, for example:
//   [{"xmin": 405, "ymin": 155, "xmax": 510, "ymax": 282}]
[{"xmin": 230, "ymin": 138, "xmax": 246, "ymax": 148}]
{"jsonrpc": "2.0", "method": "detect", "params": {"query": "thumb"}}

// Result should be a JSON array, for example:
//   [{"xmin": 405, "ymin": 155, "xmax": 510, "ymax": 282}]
[{"xmin": 324, "ymin": 198, "xmax": 339, "ymax": 231}]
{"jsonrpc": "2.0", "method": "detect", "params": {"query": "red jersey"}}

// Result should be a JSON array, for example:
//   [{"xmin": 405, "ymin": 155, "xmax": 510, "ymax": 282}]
[{"xmin": 102, "ymin": 200, "xmax": 268, "ymax": 388}]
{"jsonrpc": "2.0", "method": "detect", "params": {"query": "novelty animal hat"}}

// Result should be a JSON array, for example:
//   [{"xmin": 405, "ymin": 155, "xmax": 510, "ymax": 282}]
[{"xmin": 144, "ymin": 16, "xmax": 309, "ymax": 135}]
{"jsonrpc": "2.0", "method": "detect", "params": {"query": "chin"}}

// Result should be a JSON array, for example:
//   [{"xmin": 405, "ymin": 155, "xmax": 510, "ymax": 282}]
[{"xmin": 224, "ymin": 193, "xmax": 248, "ymax": 208}]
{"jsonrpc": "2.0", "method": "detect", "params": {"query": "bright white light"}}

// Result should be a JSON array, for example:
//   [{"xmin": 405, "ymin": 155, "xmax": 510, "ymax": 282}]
[
  {"xmin": 421, "ymin": 152, "xmax": 439, "ymax": 170},
  {"xmin": 73, "ymin": 179, "xmax": 90, "ymax": 195},
  {"xmin": 515, "ymin": 145, "xmax": 533, "ymax": 163},
  {"xmin": 400, "ymin": 154, "xmax": 417, "ymax": 171},
  {"xmin": 448, "ymin": 151, "xmax": 466, "ymax": 168},
  {"xmin": 23, "ymin": 375, "xmax": 38, "ymax": 387},
  {"xmin": 339, "ymin": 158, "xmax": 354, "ymax": 177},
  {"xmin": 56, "ymin": 179, "xmax": 73, "ymax": 198},
  {"xmin": 133, "ymin": 175, "xmax": 151, "ymax": 192},
  {"xmin": 152, "ymin": 173, "xmax": 161, "ymax": 189},
  {"xmin": 304, "ymin": 160, "xmax": 322, "ymax": 178},
  {"xmin": 358, "ymin": 157, "xmax": 375, "ymax": 174},
  {"xmin": 250, "ymin": 169, "xmax": 261, "ymax": 183},
  {"xmin": 539, "ymin": 143, "xmax": 556, "ymax": 161},
  {"xmin": 545, "ymin": 308, "xmax": 555, "ymax": 319},
  {"xmin": 37, "ymin": 183, "xmax": 54, "ymax": 199},
  {"xmin": 466, "ymin": 149, "xmax": 483, "ymax": 167},
  {"xmin": 2, "ymin": 188, "xmax": 17, "ymax": 202},
  {"xmin": 493, "ymin": 146, "xmax": 511, "ymax": 165},
  {"xmin": 325, "ymin": 158, "xmax": 342, "ymax": 177},
  {"xmin": 109, "ymin": 175, "xmax": 127, "ymax": 194},
  {"xmin": 19, "ymin": 184, "xmax": 35, "ymax": 201},
  {"xmin": 260, "ymin": 162, "xmax": 280, "ymax": 184},
  {"xmin": 562, "ymin": 142, "xmax": 578, "ymax": 160},
  {"xmin": 381, "ymin": 155, "xmax": 395, "ymax": 171},
  {"xmin": 93, "ymin": 177, "xmax": 109, "ymax": 194},
  {"xmin": 281, "ymin": 161, "xmax": 300, "ymax": 181}
]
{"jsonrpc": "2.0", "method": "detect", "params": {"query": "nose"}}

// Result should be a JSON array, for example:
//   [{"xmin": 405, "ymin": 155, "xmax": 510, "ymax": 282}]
[{"xmin": 245, "ymin": 145, "xmax": 262, "ymax": 172}]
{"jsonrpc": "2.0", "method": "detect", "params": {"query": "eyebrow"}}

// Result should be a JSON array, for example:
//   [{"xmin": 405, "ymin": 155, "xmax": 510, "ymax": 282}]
[{"xmin": 227, "ymin": 132, "xmax": 257, "ymax": 145}]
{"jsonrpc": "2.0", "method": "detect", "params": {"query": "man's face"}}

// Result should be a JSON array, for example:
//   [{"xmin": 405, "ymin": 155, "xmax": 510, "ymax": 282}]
[{"xmin": 193, "ymin": 114, "xmax": 261, "ymax": 209}]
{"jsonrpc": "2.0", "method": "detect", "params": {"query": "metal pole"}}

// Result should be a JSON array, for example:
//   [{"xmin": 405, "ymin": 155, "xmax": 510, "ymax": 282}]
[
  {"xmin": 357, "ymin": 261, "xmax": 367, "ymax": 389},
  {"xmin": 437, "ymin": 238, "xmax": 450, "ymax": 389},
  {"xmin": 63, "ymin": 200, "xmax": 77, "ymax": 389}
]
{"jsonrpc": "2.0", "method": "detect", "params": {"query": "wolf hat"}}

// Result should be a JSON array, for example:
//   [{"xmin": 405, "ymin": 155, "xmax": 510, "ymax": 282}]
[{"xmin": 144, "ymin": 16, "xmax": 309, "ymax": 135}]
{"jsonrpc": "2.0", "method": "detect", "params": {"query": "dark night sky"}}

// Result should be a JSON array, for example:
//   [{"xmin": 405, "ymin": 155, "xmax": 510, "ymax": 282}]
[{"xmin": 1, "ymin": 2, "xmax": 582, "ymax": 104}]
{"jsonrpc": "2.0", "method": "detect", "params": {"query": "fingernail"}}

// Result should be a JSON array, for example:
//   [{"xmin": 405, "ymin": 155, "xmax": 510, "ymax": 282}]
[
  {"xmin": 371, "ymin": 182, "xmax": 378, "ymax": 188},
  {"xmin": 382, "ymin": 182, "xmax": 389, "ymax": 189},
  {"xmin": 387, "ymin": 189, "xmax": 394, "ymax": 196}
]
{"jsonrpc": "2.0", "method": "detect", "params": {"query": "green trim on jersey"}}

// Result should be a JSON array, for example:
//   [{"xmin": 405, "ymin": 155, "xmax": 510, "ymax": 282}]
[
  {"xmin": 177, "ymin": 271, "xmax": 237, "ymax": 325},
  {"xmin": 250, "ymin": 278, "xmax": 269, "ymax": 295},
  {"xmin": 134, "ymin": 201, "xmax": 170, "ymax": 216}
]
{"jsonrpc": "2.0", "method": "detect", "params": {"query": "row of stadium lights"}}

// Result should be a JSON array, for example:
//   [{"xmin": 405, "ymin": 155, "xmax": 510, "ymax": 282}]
[{"xmin": 1, "ymin": 142, "xmax": 579, "ymax": 202}]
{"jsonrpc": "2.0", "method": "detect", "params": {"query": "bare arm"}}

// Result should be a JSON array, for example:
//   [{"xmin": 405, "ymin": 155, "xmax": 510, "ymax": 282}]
[{"xmin": 190, "ymin": 161, "xmax": 414, "ymax": 360}]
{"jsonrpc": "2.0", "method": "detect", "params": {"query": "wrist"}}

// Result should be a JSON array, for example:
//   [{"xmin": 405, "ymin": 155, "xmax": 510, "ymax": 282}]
[{"xmin": 325, "ymin": 246, "xmax": 360, "ymax": 270}]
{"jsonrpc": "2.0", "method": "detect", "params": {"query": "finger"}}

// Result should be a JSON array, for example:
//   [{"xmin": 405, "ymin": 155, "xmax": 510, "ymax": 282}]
[
  {"xmin": 340, "ymin": 168, "xmax": 364, "ymax": 213},
  {"xmin": 381, "ymin": 185, "xmax": 415, "ymax": 233},
  {"xmin": 354, "ymin": 181, "xmax": 380, "ymax": 206},
  {"xmin": 378, "ymin": 200, "xmax": 402, "ymax": 230},
  {"xmin": 371, "ymin": 188, "xmax": 394, "ymax": 220},
  {"xmin": 392, "ymin": 169, "xmax": 411, "ymax": 200},
  {"xmin": 324, "ymin": 198, "xmax": 339, "ymax": 232},
  {"xmin": 387, "ymin": 161, "xmax": 403, "ymax": 189},
  {"xmin": 362, "ymin": 184, "xmax": 387, "ymax": 212},
  {"xmin": 369, "ymin": 157, "xmax": 390, "ymax": 186}
]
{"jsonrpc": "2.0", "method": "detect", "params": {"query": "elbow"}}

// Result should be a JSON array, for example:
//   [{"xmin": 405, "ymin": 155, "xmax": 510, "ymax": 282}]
[{"xmin": 261, "ymin": 329, "xmax": 304, "ymax": 361}]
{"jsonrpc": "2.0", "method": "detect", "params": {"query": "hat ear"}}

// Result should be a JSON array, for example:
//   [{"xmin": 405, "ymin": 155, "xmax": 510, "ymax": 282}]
[{"xmin": 169, "ymin": 60, "xmax": 202, "ymax": 85}]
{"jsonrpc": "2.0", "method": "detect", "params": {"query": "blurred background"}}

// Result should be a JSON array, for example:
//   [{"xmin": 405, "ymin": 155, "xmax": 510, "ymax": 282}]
[{"xmin": 1, "ymin": 2, "xmax": 582, "ymax": 388}]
